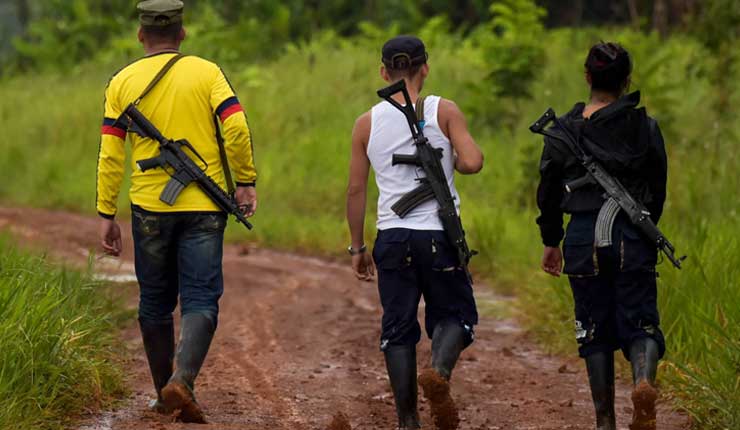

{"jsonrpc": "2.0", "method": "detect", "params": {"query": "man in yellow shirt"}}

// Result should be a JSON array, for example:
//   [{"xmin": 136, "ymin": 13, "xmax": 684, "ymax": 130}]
[{"xmin": 96, "ymin": 0, "xmax": 257, "ymax": 422}]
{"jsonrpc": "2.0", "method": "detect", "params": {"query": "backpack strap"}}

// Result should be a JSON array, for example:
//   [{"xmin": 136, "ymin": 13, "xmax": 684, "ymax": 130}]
[
  {"xmin": 415, "ymin": 96, "xmax": 426, "ymax": 130},
  {"xmin": 133, "ymin": 53, "xmax": 187, "ymax": 106}
]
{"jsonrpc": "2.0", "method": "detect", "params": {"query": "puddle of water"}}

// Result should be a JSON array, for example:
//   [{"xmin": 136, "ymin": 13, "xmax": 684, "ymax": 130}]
[{"xmin": 93, "ymin": 273, "xmax": 138, "ymax": 283}]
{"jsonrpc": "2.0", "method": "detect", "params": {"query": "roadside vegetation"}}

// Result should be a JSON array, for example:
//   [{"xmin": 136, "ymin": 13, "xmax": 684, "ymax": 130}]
[
  {"xmin": 0, "ymin": 237, "xmax": 125, "ymax": 430},
  {"xmin": 1, "ymin": 0, "xmax": 739, "ymax": 427}
]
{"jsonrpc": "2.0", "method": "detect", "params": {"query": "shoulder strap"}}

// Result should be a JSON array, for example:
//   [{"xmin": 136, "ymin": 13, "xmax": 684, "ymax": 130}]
[
  {"xmin": 415, "ymin": 96, "xmax": 426, "ymax": 129},
  {"xmin": 133, "ymin": 53, "xmax": 187, "ymax": 106},
  {"xmin": 214, "ymin": 116, "xmax": 235, "ymax": 194}
]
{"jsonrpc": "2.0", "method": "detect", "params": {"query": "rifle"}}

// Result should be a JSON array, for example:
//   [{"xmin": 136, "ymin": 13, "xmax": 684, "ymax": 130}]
[
  {"xmin": 121, "ymin": 104, "xmax": 253, "ymax": 230},
  {"xmin": 376, "ymin": 80, "xmax": 476, "ymax": 281},
  {"xmin": 530, "ymin": 108, "xmax": 685, "ymax": 269}
]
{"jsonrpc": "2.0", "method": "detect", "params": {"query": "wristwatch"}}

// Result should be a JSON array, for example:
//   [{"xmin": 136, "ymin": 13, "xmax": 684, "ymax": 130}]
[{"xmin": 347, "ymin": 244, "xmax": 367, "ymax": 256}]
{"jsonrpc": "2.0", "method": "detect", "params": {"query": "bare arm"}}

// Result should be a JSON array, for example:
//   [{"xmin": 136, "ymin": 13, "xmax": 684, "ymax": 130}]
[
  {"xmin": 346, "ymin": 112, "xmax": 375, "ymax": 280},
  {"xmin": 438, "ymin": 99, "xmax": 484, "ymax": 174}
]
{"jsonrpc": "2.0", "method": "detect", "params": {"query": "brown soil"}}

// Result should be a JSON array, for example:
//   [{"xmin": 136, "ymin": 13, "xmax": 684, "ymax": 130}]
[
  {"xmin": 327, "ymin": 413, "xmax": 352, "ymax": 430},
  {"xmin": 0, "ymin": 207, "xmax": 691, "ymax": 430},
  {"xmin": 418, "ymin": 369, "xmax": 459, "ymax": 430},
  {"xmin": 630, "ymin": 381, "xmax": 659, "ymax": 430},
  {"xmin": 161, "ymin": 382, "xmax": 206, "ymax": 424}
]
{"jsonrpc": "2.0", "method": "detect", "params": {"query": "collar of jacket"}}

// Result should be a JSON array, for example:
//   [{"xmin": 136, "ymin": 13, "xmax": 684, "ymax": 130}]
[{"xmin": 564, "ymin": 91, "xmax": 641, "ymax": 122}]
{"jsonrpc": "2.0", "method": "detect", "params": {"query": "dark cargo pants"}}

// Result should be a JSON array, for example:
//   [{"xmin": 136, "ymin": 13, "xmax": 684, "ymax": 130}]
[
  {"xmin": 563, "ymin": 211, "xmax": 665, "ymax": 359},
  {"xmin": 373, "ymin": 228, "xmax": 478, "ymax": 350}
]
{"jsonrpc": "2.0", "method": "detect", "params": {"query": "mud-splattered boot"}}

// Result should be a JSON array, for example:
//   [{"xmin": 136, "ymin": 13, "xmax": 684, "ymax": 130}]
[
  {"xmin": 161, "ymin": 313, "xmax": 216, "ymax": 424},
  {"xmin": 584, "ymin": 352, "xmax": 616, "ymax": 430},
  {"xmin": 419, "ymin": 319, "xmax": 467, "ymax": 430},
  {"xmin": 628, "ymin": 338, "xmax": 659, "ymax": 430},
  {"xmin": 139, "ymin": 318, "xmax": 175, "ymax": 414},
  {"xmin": 384, "ymin": 345, "xmax": 421, "ymax": 429}
]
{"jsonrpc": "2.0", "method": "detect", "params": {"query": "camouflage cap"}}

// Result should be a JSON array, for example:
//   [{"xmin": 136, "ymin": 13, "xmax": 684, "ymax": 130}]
[{"xmin": 137, "ymin": 0, "xmax": 184, "ymax": 26}]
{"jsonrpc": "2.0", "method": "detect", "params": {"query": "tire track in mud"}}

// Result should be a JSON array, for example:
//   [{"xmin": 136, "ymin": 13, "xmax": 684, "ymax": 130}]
[{"xmin": 0, "ymin": 207, "xmax": 690, "ymax": 430}]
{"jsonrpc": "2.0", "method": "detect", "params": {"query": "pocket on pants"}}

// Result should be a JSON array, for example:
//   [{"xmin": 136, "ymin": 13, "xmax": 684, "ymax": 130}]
[
  {"xmin": 563, "ymin": 224, "xmax": 598, "ymax": 277},
  {"xmin": 133, "ymin": 211, "xmax": 161, "ymax": 237},
  {"xmin": 431, "ymin": 236, "xmax": 460, "ymax": 272},
  {"xmin": 620, "ymin": 229, "xmax": 657, "ymax": 273},
  {"xmin": 373, "ymin": 236, "xmax": 411, "ymax": 271},
  {"xmin": 195, "ymin": 213, "xmax": 227, "ymax": 233}
]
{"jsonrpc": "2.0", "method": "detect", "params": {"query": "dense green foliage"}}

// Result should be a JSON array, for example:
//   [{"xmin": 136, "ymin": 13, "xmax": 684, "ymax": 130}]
[
  {"xmin": 1, "ymin": 0, "xmax": 739, "ymax": 427},
  {"xmin": 0, "ymin": 238, "xmax": 125, "ymax": 430}
]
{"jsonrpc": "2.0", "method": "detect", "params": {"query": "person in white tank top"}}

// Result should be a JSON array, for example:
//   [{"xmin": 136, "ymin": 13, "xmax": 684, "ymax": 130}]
[{"xmin": 345, "ymin": 35, "xmax": 484, "ymax": 430}]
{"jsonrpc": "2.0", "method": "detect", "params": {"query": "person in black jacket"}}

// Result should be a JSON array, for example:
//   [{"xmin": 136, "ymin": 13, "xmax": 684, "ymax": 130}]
[{"xmin": 536, "ymin": 42, "xmax": 668, "ymax": 430}]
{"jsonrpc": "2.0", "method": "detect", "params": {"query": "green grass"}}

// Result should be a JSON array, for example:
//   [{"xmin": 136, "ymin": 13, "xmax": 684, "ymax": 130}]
[
  {"xmin": 1, "ymin": 24, "xmax": 739, "ymax": 427},
  {"xmin": 0, "ymin": 237, "xmax": 125, "ymax": 430}
]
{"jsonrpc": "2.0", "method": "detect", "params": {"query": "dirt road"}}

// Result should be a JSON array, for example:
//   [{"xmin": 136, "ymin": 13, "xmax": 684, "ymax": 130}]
[{"xmin": 0, "ymin": 207, "xmax": 689, "ymax": 430}]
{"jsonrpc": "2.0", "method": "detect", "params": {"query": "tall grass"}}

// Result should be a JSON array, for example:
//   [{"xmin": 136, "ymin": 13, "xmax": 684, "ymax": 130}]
[
  {"xmin": 0, "ymin": 237, "xmax": 125, "ymax": 430},
  {"xmin": 0, "ymin": 24, "xmax": 739, "ymax": 425}
]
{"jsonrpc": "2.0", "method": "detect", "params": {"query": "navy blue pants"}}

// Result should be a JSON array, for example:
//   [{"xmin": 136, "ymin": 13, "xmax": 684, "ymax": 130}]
[
  {"xmin": 132, "ymin": 205, "xmax": 226, "ymax": 325},
  {"xmin": 563, "ymin": 212, "xmax": 665, "ymax": 360},
  {"xmin": 373, "ymin": 228, "xmax": 478, "ymax": 350}
]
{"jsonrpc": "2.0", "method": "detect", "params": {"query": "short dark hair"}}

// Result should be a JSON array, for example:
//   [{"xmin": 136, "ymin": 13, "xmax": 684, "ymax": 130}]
[
  {"xmin": 585, "ymin": 42, "xmax": 632, "ymax": 95},
  {"xmin": 387, "ymin": 64, "xmax": 424, "ymax": 81},
  {"xmin": 141, "ymin": 22, "xmax": 182, "ymax": 44}
]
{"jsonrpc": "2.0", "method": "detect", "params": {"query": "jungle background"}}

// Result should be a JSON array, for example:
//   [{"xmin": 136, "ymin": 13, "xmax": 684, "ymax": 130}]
[{"xmin": 1, "ymin": 0, "xmax": 739, "ymax": 429}]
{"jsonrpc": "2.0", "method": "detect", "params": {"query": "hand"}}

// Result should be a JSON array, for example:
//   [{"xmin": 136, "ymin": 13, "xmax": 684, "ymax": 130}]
[
  {"xmin": 99, "ymin": 218, "xmax": 122, "ymax": 257},
  {"xmin": 352, "ymin": 252, "xmax": 375, "ymax": 282},
  {"xmin": 542, "ymin": 246, "xmax": 563, "ymax": 277},
  {"xmin": 236, "ymin": 186, "xmax": 257, "ymax": 217}
]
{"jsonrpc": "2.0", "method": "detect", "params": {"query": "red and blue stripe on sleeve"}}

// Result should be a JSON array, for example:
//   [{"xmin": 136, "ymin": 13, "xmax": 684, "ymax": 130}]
[
  {"xmin": 215, "ymin": 97, "xmax": 244, "ymax": 122},
  {"xmin": 101, "ymin": 117, "xmax": 127, "ymax": 139}
]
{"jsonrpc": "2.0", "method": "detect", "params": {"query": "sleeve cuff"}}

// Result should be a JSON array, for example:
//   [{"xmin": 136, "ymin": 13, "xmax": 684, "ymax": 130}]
[
  {"xmin": 542, "ymin": 238, "xmax": 562, "ymax": 248},
  {"xmin": 98, "ymin": 211, "xmax": 116, "ymax": 220},
  {"xmin": 235, "ymin": 182, "xmax": 256, "ymax": 187}
]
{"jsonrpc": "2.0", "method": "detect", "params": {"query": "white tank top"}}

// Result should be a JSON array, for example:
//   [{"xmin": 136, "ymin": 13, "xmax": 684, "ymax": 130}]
[{"xmin": 367, "ymin": 95, "xmax": 460, "ymax": 231}]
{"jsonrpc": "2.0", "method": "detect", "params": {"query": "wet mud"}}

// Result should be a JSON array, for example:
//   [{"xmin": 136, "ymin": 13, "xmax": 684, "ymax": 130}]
[
  {"xmin": 0, "ymin": 207, "xmax": 691, "ymax": 430},
  {"xmin": 418, "ymin": 369, "xmax": 460, "ymax": 430}
]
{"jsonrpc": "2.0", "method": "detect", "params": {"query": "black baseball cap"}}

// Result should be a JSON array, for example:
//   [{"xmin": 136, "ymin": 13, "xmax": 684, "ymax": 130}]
[{"xmin": 382, "ymin": 36, "xmax": 428, "ymax": 70}]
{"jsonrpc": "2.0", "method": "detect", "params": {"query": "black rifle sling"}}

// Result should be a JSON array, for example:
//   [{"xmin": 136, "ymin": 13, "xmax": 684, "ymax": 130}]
[
  {"xmin": 214, "ymin": 117, "xmax": 235, "ymax": 194},
  {"xmin": 133, "ymin": 53, "xmax": 187, "ymax": 106}
]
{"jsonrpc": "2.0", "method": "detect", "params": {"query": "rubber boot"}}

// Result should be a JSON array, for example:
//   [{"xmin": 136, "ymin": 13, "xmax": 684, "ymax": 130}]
[
  {"xmin": 139, "ymin": 318, "xmax": 175, "ymax": 414},
  {"xmin": 585, "ymin": 352, "xmax": 616, "ymax": 430},
  {"xmin": 430, "ymin": 320, "xmax": 467, "ymax": 380},
  {"xmin": 384, "ymin": 345, "xmax": 421, "ymax": 429},
  {"xmin": 418, "ymin": 320, "xmax": 466, "ymax": 430},
  {"xmin": 629, "ymin": 338, "xmax": 660, "ymax": 430},
  {"xmin": 161, "ymin": 313, "xmax": 216, "ymax": 424}
]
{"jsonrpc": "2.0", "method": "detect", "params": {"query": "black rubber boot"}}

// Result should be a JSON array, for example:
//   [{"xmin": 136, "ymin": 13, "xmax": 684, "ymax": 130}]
[
  {"xmin": 629, "ymin": 337, "xmax": 659, "ymax": 385},
  {"xmin": 431, "ymin": 319, "xmax": 467, "ymax": 380},
  {"xmin": 628, "ymin": 338, "xmax": 660, "ymax": 430},
  {"xmin": 384, "ymin": 345, "xmax": 421, "ymax": 429},
  {"xmin": 161, "ymin": 313, "xmax": 216, "ymax": 423},
  {"xmin": 584, "ymin": 352, "xmax": 616, "ymax": 430},
  {"xmin": 417, "ymin": 319, "xmax": 467, "ymax": 430},
  {"xmin": 138, "ymin": 318, "xmax": 175, "ymax": 413}
]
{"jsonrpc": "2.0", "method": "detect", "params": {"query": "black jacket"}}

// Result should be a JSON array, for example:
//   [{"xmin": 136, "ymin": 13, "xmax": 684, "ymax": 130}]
[{"xmin": 536, "ymin": 91, "xmax": 668, "ymax": 247}]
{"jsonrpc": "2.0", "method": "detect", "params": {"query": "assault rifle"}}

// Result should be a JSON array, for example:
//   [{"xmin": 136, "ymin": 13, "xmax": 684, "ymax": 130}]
[
  {"xmin": 377, "ymin": 80, "xmax": 476, "ymax": 281},
  {"xmin": 530, "ymin": 108, "xmax": 684, "ymax": 269},
  {"xmin": 121, "ymin": 104, "xmax": 253, "ymax": 230}
]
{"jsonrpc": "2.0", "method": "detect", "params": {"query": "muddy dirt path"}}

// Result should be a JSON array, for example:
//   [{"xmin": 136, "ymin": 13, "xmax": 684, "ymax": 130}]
[{"xmin": 0, "ymin": 207, "xmax": 689, "ymax": 430}]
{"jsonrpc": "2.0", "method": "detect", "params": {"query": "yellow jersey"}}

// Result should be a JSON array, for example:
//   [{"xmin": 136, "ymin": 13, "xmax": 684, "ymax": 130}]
[{"xmin": 96, "ymin": 52, "xmax": 257, "ymax": 217}]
